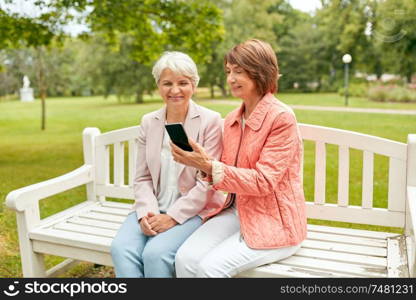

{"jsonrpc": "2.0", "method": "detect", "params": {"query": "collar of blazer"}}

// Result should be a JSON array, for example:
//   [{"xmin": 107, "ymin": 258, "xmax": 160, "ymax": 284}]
[{"xmin": 148, "ymin": 100, "xmax": 201, "ymax": 192}]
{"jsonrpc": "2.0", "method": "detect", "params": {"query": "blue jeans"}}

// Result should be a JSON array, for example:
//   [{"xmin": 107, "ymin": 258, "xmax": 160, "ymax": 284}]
[{"xmin": 110, "ymin": 212, "xmax": 202, "ymax": 278}]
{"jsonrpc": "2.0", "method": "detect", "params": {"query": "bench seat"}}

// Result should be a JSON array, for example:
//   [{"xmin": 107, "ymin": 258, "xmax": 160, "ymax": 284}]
[
  {"xmin": 29, "ymin": 200, "xmax": 408, "ymax": 278},
  {"xmin": 6, "ymin": 125, "xmax": 416, "ymax": 277}
]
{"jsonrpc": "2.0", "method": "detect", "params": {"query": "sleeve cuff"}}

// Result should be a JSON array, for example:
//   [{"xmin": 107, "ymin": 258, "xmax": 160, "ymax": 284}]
[{"xmin": 212, "ymin": 160, "xmax": 225, "ymax": 185}]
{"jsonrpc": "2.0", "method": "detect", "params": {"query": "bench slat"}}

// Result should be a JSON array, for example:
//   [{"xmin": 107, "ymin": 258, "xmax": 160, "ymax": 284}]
[
  {"xmin": 91, "ymin": 206, "xmax": 130, "ymax": 216},
  {"xmin": 295, "ymin": 248, "xmax": 386, "ymax": 267},
  {"xmin": 307, "ymin": 224, "xmax": 400, "ymax": 239},
  {"xmin": 314, "ymin": 141, "xmax": 326, "ymax": 205},
  {"xmin": 337, "ymin": 145, "xmax": 349, "ymax": 207},
  {"xmin": 307, "ymin": 231, "xmax": 386, "ymax": 248},
  {"xmin": 101, "ymin": 201, "xmax": 133, "ymax": 210},
  {"xmin": 280, "ymin": 256, "xmax": 387, "ymax": 277},
  {"xmin": 237, "ymin": 263, "xmax": 358, "ymax": 278},
  {"xmin": 362, "ymin": 151, "xmax": 374, "ymax": 209},
  {"xmin": 78, "ymin": 212, "xmax": 125, "ymax": 224},
  {"xmin": 68, "ymin": 216, "xmax": 122, "ymax": 230},
  {"xmin": 128, "ymin": 139, "xmax": 137, "ymax": 187},
  {"xmin": 53, "ymin": 223, "xmax": 117, "ymax": 238},
  {"xmin": 301, "ymin": 239, "xmax": 387, "ymax": 257},
  {"xmin": 113, "ymin": 142, "xmax": 125, "ymax": 186}
]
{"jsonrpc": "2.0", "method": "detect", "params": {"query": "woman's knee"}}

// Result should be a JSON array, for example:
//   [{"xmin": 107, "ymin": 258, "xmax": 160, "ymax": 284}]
[
  {"xmin": 174, "ymin": 245, "xmax": 200, "ymax": 277},
  {"xmin": 195, "ymin": 259, "xmax": 232, "ymax": 278},
  {"xmin": 142, "ymin": 244, "xmax": 170, "ymax": 266},
  {"xmin": 110, "ymin": 237, "xmax": 128, "ymax": 259}
]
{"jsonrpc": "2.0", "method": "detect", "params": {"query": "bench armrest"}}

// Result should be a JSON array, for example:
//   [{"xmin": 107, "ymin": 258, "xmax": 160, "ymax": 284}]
[{"xmin": 6, "ymin": 165, "xmax": 94, "ymax": 212}]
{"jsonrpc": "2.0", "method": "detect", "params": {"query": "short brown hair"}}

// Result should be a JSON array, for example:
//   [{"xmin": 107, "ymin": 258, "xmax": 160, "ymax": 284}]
[{"xmin": 224, "ymin": 39, "xmax": 279, "ymax": 95}]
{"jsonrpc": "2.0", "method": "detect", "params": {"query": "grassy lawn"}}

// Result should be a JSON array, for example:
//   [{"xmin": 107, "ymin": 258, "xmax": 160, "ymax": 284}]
[
  {"xmin": 1, "ymin": 95, "xmax": 415, "ymax": 277},
  {"xmin": 195, "ymin": 88, "xmax": 416, "ymax": 110}
]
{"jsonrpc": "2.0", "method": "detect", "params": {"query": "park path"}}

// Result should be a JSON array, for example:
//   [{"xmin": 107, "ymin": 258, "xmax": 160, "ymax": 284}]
[{"xmin": 201, "ymin": 99, "xmax": 416, "ymax": 115}]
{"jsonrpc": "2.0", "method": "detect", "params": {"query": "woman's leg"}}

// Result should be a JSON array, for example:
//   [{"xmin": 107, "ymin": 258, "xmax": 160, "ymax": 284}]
[
  {"xmin": 141, "ymin": 215, "xmax": 202, "ymax": 278},
  {"xmin": 175, "ymin": 208, "xmax": 240, "ymax": 278},
  {"xmin": 110, "ymin": 212, "xmax": 148, "ymax": 278},
  {"xmin": 196, "ymin": 232, "xmax": 301, "ymax": 278}
]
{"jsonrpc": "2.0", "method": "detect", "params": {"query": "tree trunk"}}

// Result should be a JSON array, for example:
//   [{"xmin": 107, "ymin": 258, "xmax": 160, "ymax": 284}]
[
  {"xmin": 135, "ymin": 90, "xmax": 144, "ymax": 103},
  {"xmin": 41, "ymin": 91, "xmax": 46, "ymax": 130},
  {"xmin": 37, "ymin": 47, "xmax": 47, "ymax": 131},
  {"xmin": 218, "ymin": 83, "xmax": 227, "ymax": 97},
  {"xmin": 406, "ymin": 70, "xmax": 413, "ymax": 84},
  {"xmin": 210, "ymin": 83, "xmax": 214, "ymax": 99}
]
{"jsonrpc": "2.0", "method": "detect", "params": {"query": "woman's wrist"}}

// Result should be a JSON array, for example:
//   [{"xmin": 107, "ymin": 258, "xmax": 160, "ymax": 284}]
[{"xmin": 202, "ymin": 159, "xmax": 213, "ymax": 176}]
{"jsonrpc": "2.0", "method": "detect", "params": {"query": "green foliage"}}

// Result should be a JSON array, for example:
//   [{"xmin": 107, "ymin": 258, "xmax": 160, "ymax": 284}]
[
  {"xmin": 374, "ymin": 0, "xmax": 416, "ymax": 82},
  {"xmin": 0, "ymin": 8, "xmax": 55, "ymax": 48},
  {"xmin": 278, "ymin": 17, "xmax": 325, "ymax": 92},
  {"xmin": 200, "ymin": 0, "xmax": 285, "ymax": 97},
  {"xmin": 1, "ymin": 0, "xmax": 415, "ymax": 99},
  {"xmin": 338, "ymin": 82, "xmax": 369, "ymax": 97},
  {"xmin": 77, "ymin": 0, "xmax": 224, "ymax": 64}
]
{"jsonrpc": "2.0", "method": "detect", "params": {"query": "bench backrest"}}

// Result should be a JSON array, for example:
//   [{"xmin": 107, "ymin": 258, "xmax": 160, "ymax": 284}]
[{"xmin": 84, "ymin": 123, "xmax": 408, "ymax": 228}]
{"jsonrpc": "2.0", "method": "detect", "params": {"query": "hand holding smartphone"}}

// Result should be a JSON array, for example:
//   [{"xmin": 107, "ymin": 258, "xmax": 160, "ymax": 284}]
[{"xmin": 164, "ymin": 123, "xmax": 193, "ymax": 152}]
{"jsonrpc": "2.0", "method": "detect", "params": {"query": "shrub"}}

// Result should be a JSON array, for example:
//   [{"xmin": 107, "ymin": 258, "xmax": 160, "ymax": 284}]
[
  {"xmin": 368, "ymin": 85, "xmax": 416, "ymax": 102},
  {"xmin": 338, "ymin": 83, "xmax": 369, "ymax": 97}
]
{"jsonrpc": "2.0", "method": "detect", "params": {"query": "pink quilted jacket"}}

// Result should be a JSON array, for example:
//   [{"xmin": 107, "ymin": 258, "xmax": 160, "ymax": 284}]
[{"xmin": 210, "ymin": 93, "xmax": 307, "ymax": 249}]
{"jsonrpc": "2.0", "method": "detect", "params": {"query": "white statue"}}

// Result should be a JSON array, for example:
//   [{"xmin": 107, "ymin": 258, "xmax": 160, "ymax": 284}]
[
  {"xmin": 20, "ymin": 75, "xmax": 34, "ymax": 102},
  {"xmin": 23, "ymin": 75, "xmax": 30, "ymax": 88}
]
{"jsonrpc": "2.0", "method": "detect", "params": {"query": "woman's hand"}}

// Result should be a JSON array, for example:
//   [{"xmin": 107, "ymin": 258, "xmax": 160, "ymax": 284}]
[
  {"xmin": 139, "ymin": 215, "xmax": 157, "ymax": 236},
  {"xmin": 171, "ymin": 138, "xmax": 213, "ymax": 175},
  {"xmin": 147, "ymin": 213, "xmax": 178, "ymax": 233}
]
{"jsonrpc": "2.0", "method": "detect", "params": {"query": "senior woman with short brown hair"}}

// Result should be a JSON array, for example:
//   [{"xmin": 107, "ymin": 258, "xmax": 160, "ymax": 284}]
[{"xmin": 172, "ymin": 39, "xmax": 307, "ymax": 277}]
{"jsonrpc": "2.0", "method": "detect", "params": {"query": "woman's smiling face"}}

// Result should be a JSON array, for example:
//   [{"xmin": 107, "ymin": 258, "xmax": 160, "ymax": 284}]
[
  {"xmin": 225, "ymin": 62, "xmax": 258, "ymax": 100},
  {"xmin": 158, "ymin": 68, "xmax": 195, "ymax": 107}
]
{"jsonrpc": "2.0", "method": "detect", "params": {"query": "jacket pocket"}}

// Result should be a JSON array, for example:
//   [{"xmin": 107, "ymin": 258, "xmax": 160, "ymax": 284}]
[{"xmin": 273, "ymin": 191, "xmax": 284, "ymax": 225}]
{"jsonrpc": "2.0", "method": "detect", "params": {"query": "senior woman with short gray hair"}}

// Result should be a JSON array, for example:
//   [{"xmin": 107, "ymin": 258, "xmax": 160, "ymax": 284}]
[{"xmin": 110, "ymin": 51, "xmax": 225, "ymax": 277}]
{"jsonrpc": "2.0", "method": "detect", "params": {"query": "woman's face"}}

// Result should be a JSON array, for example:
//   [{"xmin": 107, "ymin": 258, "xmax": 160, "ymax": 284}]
[
  {"xmin": 158, "ymin": 68, "xmax": 195, "ymax": 107},
  {"xmin": 225, "ymin": 62, "xmax": 258, "ymax": 100}
]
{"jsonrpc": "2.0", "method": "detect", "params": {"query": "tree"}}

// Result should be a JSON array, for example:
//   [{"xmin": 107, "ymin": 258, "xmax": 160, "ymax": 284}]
[
  {"xmin": 0, "ymin": 1, "xmax": 71, "ymax": 130},
  {"xmin": 90, "ymin": 36, "xmax": 155, "ymax": 103},
  {"xmin": 49, "ymin": 0, "xmax": 224, "ymax": 102},
  {"xmin": 373, "ymin": 0, "xmax": 416, "ymax": 82},
  {"xmin": 47, "ymin": 0, "xmax": 224, "ymax": 64},
  {"xmin": 312, "ymin": 0, "xmax": 371, "ymax": 89},
  {"xmin": 278, "ymin": 15, "xmax": 328, "ymax": 92},
  {"xmin": 1, "ymin": 0, "xmax": 224, "ymax": 115},
  {"xmin": 200, "ymin": 0, "xmax": 284, "ymax": 98}
]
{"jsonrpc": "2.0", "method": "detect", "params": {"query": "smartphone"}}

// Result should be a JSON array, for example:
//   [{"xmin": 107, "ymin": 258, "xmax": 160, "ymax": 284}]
[{"xmin": 165, "ymin": 123, "xmax": 193, "ymax": 152}]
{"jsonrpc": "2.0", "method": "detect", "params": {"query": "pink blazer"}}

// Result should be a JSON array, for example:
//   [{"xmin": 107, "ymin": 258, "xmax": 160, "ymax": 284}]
[
  {"xmin": 209, "ymin": 93, "xmax": 307, "ymax": 249},
  {"xmin": 132, "ymin": 100, "xmax": 226, "ymax": 224}
]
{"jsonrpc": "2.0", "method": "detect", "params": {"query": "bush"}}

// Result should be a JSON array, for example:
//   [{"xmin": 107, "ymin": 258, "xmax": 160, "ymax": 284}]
[
  {"xmin": 338, "ymin": 83, "xmax": 369, "ymax": 97},
  {"xmin": 368, "ymin": 85, "xmax": 416, "ymax": 102}
]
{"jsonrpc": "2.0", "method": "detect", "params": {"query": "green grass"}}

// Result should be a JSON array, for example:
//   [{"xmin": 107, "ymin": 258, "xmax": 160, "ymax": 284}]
[
  {"xmin": 198, "ymin": 89, "xmax": 416, "ymax": 110},
  {"xmin": 1, "ymin": 95, "xmax": 415, "ymax": 277}
]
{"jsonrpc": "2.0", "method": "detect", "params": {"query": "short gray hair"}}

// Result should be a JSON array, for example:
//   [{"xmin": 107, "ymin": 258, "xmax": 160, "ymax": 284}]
[{"xmin": 152, "ymin": 51, "xmax": 200, "ymax": 87}]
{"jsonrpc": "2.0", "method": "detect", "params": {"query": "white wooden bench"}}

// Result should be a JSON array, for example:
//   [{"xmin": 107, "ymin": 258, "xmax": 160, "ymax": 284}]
[{"xmin": 6, "ymin": 124, "xmax": 416, "ymax": 278}]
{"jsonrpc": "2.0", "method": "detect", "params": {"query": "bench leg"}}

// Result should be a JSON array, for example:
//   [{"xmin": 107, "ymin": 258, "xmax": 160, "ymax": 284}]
[
  {"xmin": 21, "ymin": 250, "xmax": 46, "ymax": 277},
  {"xmin": 16, "ymin": 211, "xmax": 47, "ymax": 277}
]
